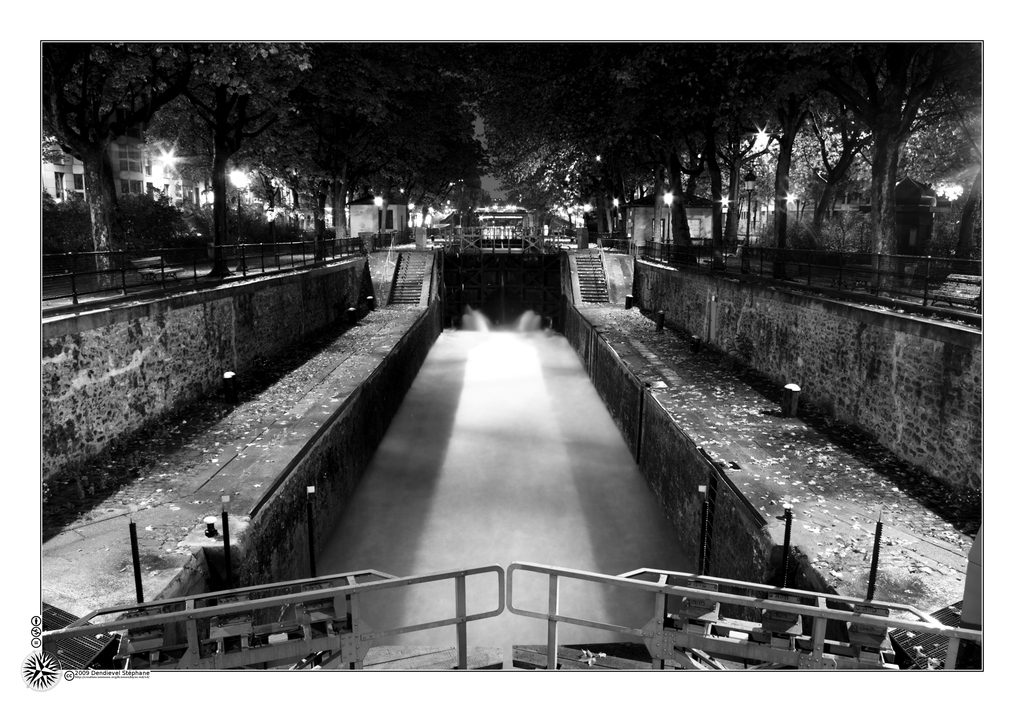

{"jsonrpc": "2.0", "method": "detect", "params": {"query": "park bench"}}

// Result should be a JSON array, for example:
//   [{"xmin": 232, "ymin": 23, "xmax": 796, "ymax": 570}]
[
  {"xmin": 131, "ymin": 256, "xmax": 183, "ymax": 284},
  {"xmin": 929, "ymin": 273, "xmax": 981, "ymax": 311}
]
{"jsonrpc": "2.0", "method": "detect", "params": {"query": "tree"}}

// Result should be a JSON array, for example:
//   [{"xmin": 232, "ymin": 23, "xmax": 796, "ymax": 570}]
[
  {"xmin": 824, "ymin": 43, "xmax": 981, "ymax": 264},
  {"xmin": 181, "ymin": 43, "xmax": 310, "ymax": 277},
  {"xmin": 42, "ymin": 43, "xmax": 193, "ymax": 261}
]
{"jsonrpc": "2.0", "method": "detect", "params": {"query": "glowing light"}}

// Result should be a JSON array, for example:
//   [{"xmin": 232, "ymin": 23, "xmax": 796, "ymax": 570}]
[
  {"xmin": 229, "ymin": 170, "xmax": 249, "ymax": 189},
  {"xmin": 613, "ymin": 198, "xmax": 619, "ymax": 208},
  {"xmin": 374, "ymin": 196, "xmax": 384, "ymax": 208},
  {"xmin": 663, "ymin": 192, "xmax": 673, "ymax": 206},
  {"xmin": 583, "ymin": 203, "xmax": 592, "ymax": 213}
]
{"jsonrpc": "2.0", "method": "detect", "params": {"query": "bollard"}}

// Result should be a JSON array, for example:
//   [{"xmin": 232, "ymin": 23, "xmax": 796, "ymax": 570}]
[
  {"xmin": 129, "ymin": 519, "xmax": 144, "ymax": 604},
  {"xmin": 655, "ymin": 310, "xmax": 665, "ymax": 331},
  {"xmin": 697, "ymin": 485, "xmax": 709, "ymax": 576},
  {"xmin": 624, "ymin": 294, "xmax": 633, "ymax": 310},
  {"xmin": 782, "ymin": 383, "xmax": 801, "ymax": 417},
  {"xmin": 204, "ymin": 516, "xmax": 218, "ymax": 538},
  {"xmin": 366, "ymin": 295, "xmax": 375, "ymax": 311},
  {"xmin": 223, "ymin": 371, "xmax": 238, "ymax": 404},
  {"xmin": 222, "ymin": 496, "xmax": 232, "ymax": 589},
  {"xmin": 866, "ymin": 508, "xmax": 884, "ymax": 600},
  {"xmin": 306, "ymin": 485, "xmax": 317, "ymax": 579},
  {"xmin": 781, "ymin": 502, "xmax": 794, "ymax": 588},
  {"xmin": 347, "ymin": 307, "xmax": 358, "ymax": 325},
  {"xmin": 690, "ymin": 334, "xmax": 701, "ymax": 353}
]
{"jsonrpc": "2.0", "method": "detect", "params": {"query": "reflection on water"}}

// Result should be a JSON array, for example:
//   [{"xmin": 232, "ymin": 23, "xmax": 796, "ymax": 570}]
[{"xmin": 317, "ymin": 328, "xmax": 694, "ymax": 657}]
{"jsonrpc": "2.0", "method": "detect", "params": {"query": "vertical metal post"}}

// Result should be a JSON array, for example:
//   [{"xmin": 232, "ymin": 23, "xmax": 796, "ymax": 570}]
[
  {"xmin": 547, "ymin": 575, "xmax": 559, "ymax": 670},
  {"xmin": 221, "ymin": 495, "xmax": 232, "ymax": 589},
  {"xmin": 120, "ymin": 250, "xmax": 128, "ymax": 295},
  {"xmin": 129, "ymin": 519, "xmax": 144, "ymax": 603},
  {"xmin": 455, "ymin": 574, "xmax": 468, "ymax": 670},
  {"xmin": 240, "ymin": 242, "xmax": 247, "ymax": 276},
  {"xmin": 69, "ymin": 252, "xmax": 79, "ymax": 305},
  {"xmin": 698, "ymin": 486, "xmax": 709, "ymax": 576},
  {"xmin": 866, "ymin": 508, "xmax": 884, "ymax": 601},
  {"xmin": 306, "ymin": 485, "xmax": 317, "ymax": 579},
  {"xmin": 922, "ymin": 257, "xmax": 931, "ymax": 306},
  {"xmin": 781, "ymin": 503, "xmax": 794, "ymax": 588}
]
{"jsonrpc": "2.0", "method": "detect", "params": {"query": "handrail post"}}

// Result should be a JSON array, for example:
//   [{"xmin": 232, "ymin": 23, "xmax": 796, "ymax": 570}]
[
  {"xmin": 240, "ymin": 242, "xmax": 247, "ymax": 277},
  {"xmin": 69, "ymin": 251, "xmax": 79, "ymax": 305},
  {"xmin": 547, "ymin": 574, "xmax": 559, "ymax": 670},
  {"xmin": 922, "ymin": 256, "xmax": 931, "ymax": 305},
  {"xmin": 455, "ymin": 574, "xmax": 468, "ymax": 670},
  {"xmin": 120, "ymin": 250, "xmax": 128, "ymax": 295}
]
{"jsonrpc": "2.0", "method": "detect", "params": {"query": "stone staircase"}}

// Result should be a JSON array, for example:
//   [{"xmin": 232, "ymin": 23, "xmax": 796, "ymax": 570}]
[
  {"xmin": 575, "ymin": 251, "xmax": 609, "ymax": 303},
  {"xmin": 389, "ymin": 252, "xmax": 431, "ymax": 305}
]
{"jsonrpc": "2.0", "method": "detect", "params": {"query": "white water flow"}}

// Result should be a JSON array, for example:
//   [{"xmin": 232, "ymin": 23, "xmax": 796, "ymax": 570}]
[{"xmin": 317, "ymin": 318, "xmax": 694, "ymax": 661}]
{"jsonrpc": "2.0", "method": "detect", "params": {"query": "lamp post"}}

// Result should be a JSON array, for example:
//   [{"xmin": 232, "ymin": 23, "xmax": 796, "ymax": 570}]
[
  {"xmin": 662, "ymin": 192, "xmax": 673, "ymax": 244},
  {"xmin": 374, "ymin": 195, "xmax": 384, "ymax": 245},
  {"xmin": 230, "ymin": 170, "xmax": 250, "ymax": 244},
  {"xmin": 743, "ymin": 170, "xmax": 756, "ymax": 273}
]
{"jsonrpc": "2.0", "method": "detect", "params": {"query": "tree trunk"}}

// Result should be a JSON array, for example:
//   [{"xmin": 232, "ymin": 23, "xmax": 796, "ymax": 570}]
[
  {"xmin": 80, "ymin": 145, "xmax": 117, "ymax": 284},
  {"xmin": 209, "ymin": 150, "xmax": 232, "ymax": 279},
  {"xmin": 315, "ymin": 182, "xmax": 328, "ymax": 260},
  {"xmin": 773, "ymin": 96, "xmax": 806, "ymax": 278},
  {"xmin": 668, "ymin": 150, "xmax": 690, "ymax": 244},
  {"xmin": 867, "ymin": 122, "xmax": 904, "ymax": 292},
  {"xmin": 955, "ymin": 169, "xmax": 981, "ymax": 259},
  {"xmin": 724, "ymin": 160, "xmax": 740, "ymax": 248},
  {"xmin": 705, "ymin": 125, "xmax": 725, "ymax": 269}
]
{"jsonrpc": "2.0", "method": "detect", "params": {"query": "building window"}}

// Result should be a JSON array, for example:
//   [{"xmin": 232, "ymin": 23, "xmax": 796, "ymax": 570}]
[
  {"xmin": 385, "ymin": 209, "xmax": 394, "ymax": 230},
  {"xmin": 130, "ymin": 180, "xmax": 143, "ymax": 194},
  {"xmin": 121, "ymin": 179, "xmax": 130, "ymax": 195},
  {"xmin": 144, "ymin": 161, "xmax": 152, "ymax": 176},
  {"xmin": 53, "ymin": 172, "xmax": 64, "ymax": 199},
  {"xmin": 73, "ymin": 174, "xmax": 84, "ymax": 191},
  {"xmin": 119, "ymin": 144, "xmax": 142, "ymax": 174}
]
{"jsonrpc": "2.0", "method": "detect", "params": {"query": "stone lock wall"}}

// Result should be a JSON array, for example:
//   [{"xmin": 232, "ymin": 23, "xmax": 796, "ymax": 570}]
[
  {"xmin": 633, "ymin": 262, "xmax": 982, "ymax": 491},
  {"xmin": 563, "ymin": 305, "xmax": 776, "ymax": 585},
  {"xmin": 41, "ymin": 260, "xmax": 369, "ymax": 481},
  {"xmin": 237, "ymin": 297, "xmax": 443, "ymax": 586}
]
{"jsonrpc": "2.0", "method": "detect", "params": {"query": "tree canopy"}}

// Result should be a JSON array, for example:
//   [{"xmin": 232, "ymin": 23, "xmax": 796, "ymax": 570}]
[{"xmin": 43, "ymin": 42, "xmax": 984, "ymax": 263}]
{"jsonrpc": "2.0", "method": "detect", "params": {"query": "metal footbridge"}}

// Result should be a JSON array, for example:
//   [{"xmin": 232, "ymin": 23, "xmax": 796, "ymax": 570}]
[{"xmin": 42, "ymin": 562, "xmax": 981, "ymax": 671}]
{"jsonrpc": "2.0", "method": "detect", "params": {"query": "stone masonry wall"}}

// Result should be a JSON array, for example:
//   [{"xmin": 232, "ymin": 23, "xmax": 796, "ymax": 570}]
[
  {"xmin": 563, "ymin": 305, "xmax": 775, "ymax": 585},
  {"xmin": 41, "ymin": 261, "xmax": 369, "ymax": 481},
  {"xmin": 238, "ymin": 297, "xmax": 443, "ymax": 586},
  {"xmin": 632, "ymin": 262, "xmax": 982, "ymax": 491}
]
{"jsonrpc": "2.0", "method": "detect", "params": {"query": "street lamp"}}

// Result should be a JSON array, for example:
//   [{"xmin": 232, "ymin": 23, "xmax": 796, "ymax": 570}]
[
  {"xmin": 230, "ymin": 170, "xmax": 250, "ymax": 243},
  {"xmin": 663, "ymin": 192, "xmax": 673, "ymax": 242},
  {"xmin": 743, "ymin": 170, "xmax": 756, "ymax": 273}
]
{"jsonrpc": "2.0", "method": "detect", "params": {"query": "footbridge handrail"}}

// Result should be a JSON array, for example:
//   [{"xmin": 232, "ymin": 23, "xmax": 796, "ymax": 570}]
[
  {"xmin": 507, "ymin": 562, "xmax": 981, "ymax": 670},
  {"xmin": 43, "ymin": 564, "xmax": 505, "ymax": 670}
]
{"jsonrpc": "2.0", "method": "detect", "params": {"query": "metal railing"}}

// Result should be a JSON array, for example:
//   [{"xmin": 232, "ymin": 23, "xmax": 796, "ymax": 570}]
[
  {"xmin": 599, "ymin": 239, "xmax": 981, "ymax": 319},
  {"xmin": 506, "ymin": 562, "xmax": 982, "ymax": 670},
  {"xmin": 42, "ymin": 236, "xmax": 366, "ymax": 308},
  {"xmin": 42, "ymin": 564, "xmax": 505, "ymax": 670},
  {"xmin": 438, "ymin": 227, "xmax": 565, "ymax": 253}
]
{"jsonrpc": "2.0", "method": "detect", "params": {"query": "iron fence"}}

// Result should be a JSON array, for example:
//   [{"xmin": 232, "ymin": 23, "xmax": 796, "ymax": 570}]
[
  {"xmin": 43, "ymin": 236, "xmax": 366, "ymax": 308},
  {"xmin": 599, "ymin": 239, "xmax": 982, "ymax": 318}
]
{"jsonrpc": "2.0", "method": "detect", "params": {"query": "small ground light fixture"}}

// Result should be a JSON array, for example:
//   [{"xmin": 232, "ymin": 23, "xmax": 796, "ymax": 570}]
[{"xmin": 204, "ymin": 516, "xmax": 218, "ymax": 537}]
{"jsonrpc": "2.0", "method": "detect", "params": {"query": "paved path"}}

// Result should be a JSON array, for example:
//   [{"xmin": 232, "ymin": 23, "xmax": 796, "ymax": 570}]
[{"xmin": 579, "ymin": 304, "xmax": 980, "ymax": 618}]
